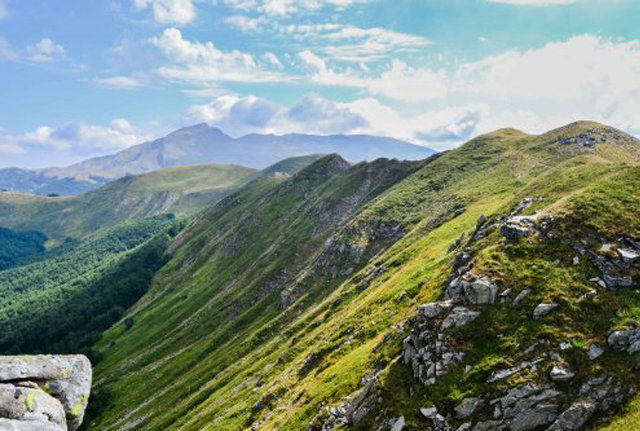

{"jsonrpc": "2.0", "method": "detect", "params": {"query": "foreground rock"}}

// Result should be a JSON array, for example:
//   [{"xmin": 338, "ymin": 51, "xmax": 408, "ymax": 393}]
[{"xmin": 0, "ymin": 355, "xmax": 92, "ymax": 431}]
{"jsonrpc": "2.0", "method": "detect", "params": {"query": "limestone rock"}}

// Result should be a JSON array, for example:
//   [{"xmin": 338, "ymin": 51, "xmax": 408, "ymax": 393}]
[
  {"xmin": 390, "ymin": 415, "xmax": 405, "ymax": 431},
  {"xmin": 547, "ymin": 401, "xmax": 596, "ymax": 431},
  {"xmin": 618, "ymin": 248, "xmax": 640, "ymax": 263},
  {"xmin": 462, "ymin": 279, "xmax": 498, "ymax": 305},
  {"xmin": 455, "ymin": 397, "xmax": 483, "ymax": 419},
  {"xmin": 441, "ymin": 307, "xmax": 480, "ymax": 330},
  {"xmin": 0, "ymin": 355, "xmax": 91, "ymax": 431},
  {"xmin": 512, "ymin": 290, "xmax": 531, "ymax": 306},
  {"xmin": 550, "ymin": 365, "xmax": 575, "ymax": 382},
  {"xmin": 588, "ymin": 344, "xmax": 604, "ymax": 360},
  {"xmin": 533, "ymin": 303, "xmax": 559, "ymax": 319},
  {"xmin": 608, "ymin": 328, "xmax": 640, "ymax": 354},
  {"xmin": 0, "ymin": 383, "xmax": 66, "ymax": 429}
]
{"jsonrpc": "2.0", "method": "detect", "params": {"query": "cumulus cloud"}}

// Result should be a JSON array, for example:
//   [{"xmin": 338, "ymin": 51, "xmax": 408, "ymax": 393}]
[
  {"xmin": 25, "ymin": 38, "xmax": 66, "ymax": 63},
  {"xmin": 223, "ymin": 0, "xmax": 371, "ymax": 17},
  {"xmin": 0, "ymin": 36, "xmax": 80, "ymax": 69},
  {"xmin": 187, "ymin": 93, "xmax": 367, "ymax": 136},
  {"xmin": 0, "ymin": 0, "xmax": 8, "ymax": 21},
  {"xmin": 487, "ymin": 0, "xmax": 577, "ymax": 5},
  {"xmin": 95, "ymin": 75, "xmax": 145, "ymax": 89},
  {"xmin": 299, "ymin": 52, "xmax": 447, "ymax": 103},
  {"xmin": 150, "ymin": 28, "xmax": 287, "ymax": 84},
  {"xmin": 133, "ymin": 0, "xmax": 198, "ymax": 24},
  {"xmin": 18, "ymin": 120, "xmax": 152, "ymax": 155},
  {"xmin": 225, "ymin": 20, "xmax": 431, "ymax": 62}
]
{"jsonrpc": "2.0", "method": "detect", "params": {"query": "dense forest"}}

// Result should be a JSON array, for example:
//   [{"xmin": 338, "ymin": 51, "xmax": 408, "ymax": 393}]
[
  {"xmin": 0, "ymin": 214, "xmax": 184, "ymax": 357},
  {"xmin": 0, "ymin": 227, "xmax": 47, "ymax": 270}
]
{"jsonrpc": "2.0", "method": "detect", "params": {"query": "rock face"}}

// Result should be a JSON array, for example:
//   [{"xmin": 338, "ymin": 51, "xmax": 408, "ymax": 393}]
[{"xmin": 0, "ymin": 355, "xmax": 92, "ymax": 431}]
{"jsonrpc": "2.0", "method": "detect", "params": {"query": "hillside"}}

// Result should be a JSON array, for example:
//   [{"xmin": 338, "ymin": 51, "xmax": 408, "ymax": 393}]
[
  {"xmin": 0, "ymin": 215, "xmax": 179, "ymax": 356},
  {"xmin": 78, "ymin": 121, "xmax": 640, "ymax": 430},
  {"xmin": 0, "ymin": 163, "xmax": 257, "ymax": 243},
  {"xmin": 0, "ymin": 125, "xmax": 434, "ymax": 195}
]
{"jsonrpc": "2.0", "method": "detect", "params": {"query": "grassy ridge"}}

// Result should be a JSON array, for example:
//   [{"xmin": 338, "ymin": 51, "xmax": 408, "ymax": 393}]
[
  {"xmin": 85, "ymin": 121, "xmax": 640, "ymax": 430},
  {"xmin": 0, "ymin": 163, "xmax": 257, "ymax": 243}
]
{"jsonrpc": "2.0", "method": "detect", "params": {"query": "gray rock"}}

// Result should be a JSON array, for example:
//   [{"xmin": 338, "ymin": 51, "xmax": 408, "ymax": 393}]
[
  {"xmin": 441, "ymin": 307, "xmax": 481, "ymax": 330},
  {"xmin": 0, "ymin": 418, "xmax": 64, "ymax": 430},
  {"xmin": 512, "ymin": 290, "xmax": 531, "ymax": 306},
  {"xmin": 390, "ymin": 415, "xmax": 405, "ymax": 431},
  {"xmin": 578, "ymin": 289, "xmax": 597, "ymax": 302},
  {"xmin": 456, "ymin": 424, "xmax": 472, "ymax": 431},
  {"xmin": 550, "ymin": 365, "xmax": 575, "ymax": 382},
  {"xmin": 419, "ymin": 406, "xmax": 450, "ymax": 431},
  {"xmin": 487, "ymin": 366, "xmax": 522, "ymax": 383},
  {"xmin": 588, "ymin": 344, "xmax": 604, "ymax": 360},
  {"xmin": 419, "ymin": 301, "xmax": 455, "ymax": 319},
  {"xmin": 0, "ymin": 355, "xmax": 91, "ymax": 431},
  {"xmin": 462, "ymin": 279, "xmax": 498, "ymax": 305},
  {"xmin": 473, "ymin": 420, "xmax": 506, "ymax": 431},
  {"xmin": 533, "ymin": 303, "xmax": 559, "ymax": 319},
  {"xmin": 455, "ymin": 397, "xmax": 483, "ymax": 419},
  {"xmin": 547, "ymin": 401, "xmax": 596, "ymax": 431},
  {"xmin": 0, "ymin": 383, "xmax": 66, "ymax": 430},
  {"xmin": 603, "ymin": 273, "xmax": 634, "ymax": 289},
  {"xmin": 509, "ymin": 403, "xmax": 559, "ymax": 431},
  {"xmin": 608, "ymin": 328, "xmax": 640, "ymax": 353},
  {"xmin": 618, "ymin": 248, "xmax": 640, "ymax": 263}
]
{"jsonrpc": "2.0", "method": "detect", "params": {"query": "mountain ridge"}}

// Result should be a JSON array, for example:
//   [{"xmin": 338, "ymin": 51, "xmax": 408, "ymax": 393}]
[{"xmin": 0, "ymin": 125, "xmax": 435, "ymax": 195}]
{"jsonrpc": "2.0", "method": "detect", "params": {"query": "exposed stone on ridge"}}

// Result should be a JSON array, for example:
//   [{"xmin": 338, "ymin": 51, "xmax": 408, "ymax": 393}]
[{"xmin": 0, "ymin": 355, "xmax": 92, "ymax": 431}]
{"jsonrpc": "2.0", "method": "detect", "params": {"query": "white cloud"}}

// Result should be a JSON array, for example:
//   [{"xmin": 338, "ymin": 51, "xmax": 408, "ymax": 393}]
[
  {"xmin": 186, "ymin": 93, "xmax": 489, "ymax": 149},
  {"xmin": 0, "ymin": 0, "xmax": 8, "ymax": 21},
  {"xmin": 225, "ymin": 20, "xmax": 430, "ymax": 62},
  {"xmin": 18, "ymin": 120, "xmax": 153, "ymax": 154},
  {"xmin": 133, "ymin": 0, "xmax": 198, "ymax": 24},
  {"xmin": 488, "ymin": 0, "xmax": 577, "ymax": 4},
  {"xmin": 299, "ymin": 52, "xmax": 447, "ymax": 102},
  {"xmin": 187, "ymin": 93, "xmax": 367, "ymax": 136},
  {"xmin": 223, "ymin": 0, "xmax": 371, "ymax": 17},
  {"xmin": 25, "ymin": 38, "xmax": 66, "ymax": 63},
  {"xmin": 150, "ymin": 28, "xmax": 288, "ymax": 84},
  {"xmin": 95, "ymin": 75, "xmax": 145, "ymax": 89}
]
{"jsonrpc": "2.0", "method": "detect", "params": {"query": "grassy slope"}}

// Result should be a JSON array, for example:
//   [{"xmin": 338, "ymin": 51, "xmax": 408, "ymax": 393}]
[
  {"xmin": 89, "ymin": 122, "xmax": 640, "ymax": 430},
  {"xmin": 0, "ymin": 163, "xmax": 257, "ymax": 243}
]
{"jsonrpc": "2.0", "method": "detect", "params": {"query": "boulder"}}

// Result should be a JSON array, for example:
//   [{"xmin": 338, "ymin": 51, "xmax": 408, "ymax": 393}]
[
  {"xmin": 547, "ymin": 401, "xmax": 596, "ymax": 431},
  {"xmin": 509, "ymin": 403, "xmax": 559, "ymax": 431},
  {"xmin": 512, "ymin": 289, "xmax": 531, "ymax": 306},
  {"xmin": 533, "ymin": 303, "xmax": 559, "ymax": 319},
  {"xmin": 0, "ymin": 355, "xmax": 91, "ymax": 431},
  {"xmin": 441, "ymin": 307, "xmax": 481, "ymax": 330},
  {"xmin": 588, "ymin": 344, "xmax": 604, "ymax": 360},
  {"xmin": 618, "ymin": 248, "xmax": 640, "ymax": 263},
  {"xmin": 0, "ymin": 383, "xmax": 66, "ymax": 430},
  {"xmin": 390, "ymin": 415, "xmax": 405, "ymax": 431},
  {"xmin": 550, "ymin": 365, "xmax": 575, "ymax": 382},
  {"xmin": 419, "ymin": 301, "xmax": 455, "ymax": 319},
  {"xmin": 455, "ymin": 397, "xmax": 483, "ymax": 419},
  {"xmin": 462, "ymin": 279, "xmax": 498, "ymax": 305},
  {"xmin": 608, "ymin": 328, "xmax": 640, "ymax": 354}
]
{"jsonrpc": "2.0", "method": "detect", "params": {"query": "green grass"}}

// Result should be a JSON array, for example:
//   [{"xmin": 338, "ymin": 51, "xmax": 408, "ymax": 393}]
[
  {"xmin": 82, "ymin": 122, "xmax": 640, "ymax": 430},
  {"xmin": 0, "ymin": 163, "xmax": 257, "ymax": 243}
]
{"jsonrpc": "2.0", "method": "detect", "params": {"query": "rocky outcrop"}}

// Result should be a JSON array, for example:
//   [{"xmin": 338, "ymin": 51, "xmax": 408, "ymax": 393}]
[{"xmin": 0, "ymin": 355, "xmax": 91, "ymax": 431}]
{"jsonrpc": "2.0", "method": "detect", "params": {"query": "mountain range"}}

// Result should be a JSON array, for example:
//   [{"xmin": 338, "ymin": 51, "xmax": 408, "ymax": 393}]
[
  {"xmin": 0, "ymin": 124, "xmax": 434, "ymax": 195},
  {"xmin": 2, "ymin": 121, "xmax": 640, "ymax": 431}
]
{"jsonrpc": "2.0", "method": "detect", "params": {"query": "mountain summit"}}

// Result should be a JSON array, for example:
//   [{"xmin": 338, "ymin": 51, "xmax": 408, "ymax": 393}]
[{"xmin": 0, "ymin": 125, "xmax": 435, "ymax": 195}]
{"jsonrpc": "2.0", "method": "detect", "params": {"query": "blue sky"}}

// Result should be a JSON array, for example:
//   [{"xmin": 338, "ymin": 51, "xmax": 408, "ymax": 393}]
[{"xmin": 1, "ymin": 0, "xmax": 640, "ymax": 168}]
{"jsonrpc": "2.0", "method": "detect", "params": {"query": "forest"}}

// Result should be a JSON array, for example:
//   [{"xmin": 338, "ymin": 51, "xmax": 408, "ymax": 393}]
[
  {"xmin": 0, "ymin": 214, "xmax": 184, "ymax": 357},
  {"xmin": 0, "ymin": 227, "xmax": 47, "ymax": 270}
]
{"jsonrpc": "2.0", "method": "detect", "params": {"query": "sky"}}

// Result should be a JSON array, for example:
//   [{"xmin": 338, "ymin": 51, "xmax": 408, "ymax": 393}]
[{"xmin": 1, "ymin": 0, "xmax": 640, "ymax": 168}]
